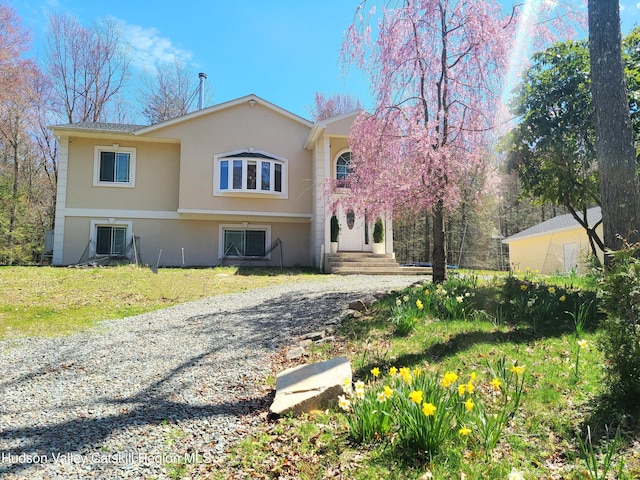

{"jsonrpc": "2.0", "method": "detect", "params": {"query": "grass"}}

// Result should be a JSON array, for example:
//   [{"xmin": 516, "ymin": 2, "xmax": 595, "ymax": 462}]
[
  {"xmin": 0, "ymin": 265, "xmax": 321, "ymax": 339},
  {"xmin": 3, "ymin": 266, "xmax": 639, "ymax": 478},
  {"xmin": 205, "ymin": 271, "xmax": 640, "ymax": 479}
]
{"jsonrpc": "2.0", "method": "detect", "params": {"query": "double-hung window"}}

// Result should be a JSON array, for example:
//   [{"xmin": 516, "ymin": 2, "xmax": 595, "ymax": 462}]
[
  {"xmin": 94, "ymin": 146, "xmax": 136, "ymax": 187},
  {"xmin": 215, "ymin": 151, "xmax": 286, "ymax": 197}
]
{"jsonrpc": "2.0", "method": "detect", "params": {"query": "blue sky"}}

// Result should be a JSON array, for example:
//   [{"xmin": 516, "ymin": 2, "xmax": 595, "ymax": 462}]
[{"xmin": 8, "ymin": 0, "xmax": 640, "ymax": 123}]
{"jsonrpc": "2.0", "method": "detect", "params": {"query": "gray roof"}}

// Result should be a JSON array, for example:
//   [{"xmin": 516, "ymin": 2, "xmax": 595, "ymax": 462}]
[
  {"xmin": 50, "ymin": 122, "xmax": 147, "ymax": 133},
  {"xmin": 504, "ymin": 206, "xmax": 602, "ymax": 243}
]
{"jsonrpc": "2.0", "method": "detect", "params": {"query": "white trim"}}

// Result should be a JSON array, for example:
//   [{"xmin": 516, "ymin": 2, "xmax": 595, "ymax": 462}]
[
  {"xmin": 213, "ymin": 149, "xmax": 288, "ymax": 199},
  {"xmin": 93, "ymin": 145, "xmax": 136, "ymax": 188},
  {"xmin": 178, "ymin": 208, "xmax": 312, "ymax": 220},
  {"xmin": 53, "ymin": 137, "xmax": 70, "ymax": 265},
  {"xmin": 59, "ymin": 207, "xmax": 311, "ymax": 221},
  {"xmin": 89, "ymin": 220, "xmax": 133, "ymax": 258},
  {"xmin": 218, "ymin": 223, "xmax": 272, "ymax": 259}
]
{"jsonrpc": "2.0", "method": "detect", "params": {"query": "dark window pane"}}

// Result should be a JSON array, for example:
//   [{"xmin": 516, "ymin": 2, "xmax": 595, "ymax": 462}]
[
  {"xmin": 112, "ymin": 227, "xmax": 127, "ymax": 254},
  {"xmin": 247, "ymin": 161, "xmax": 257, "ymax": 189},
  {"xmin": 274, "ymin": 163, "xmax": 282, "ymax": 192},
  {"xmin": 100, "ymin": 152, "xmax": 115, "ymax": 182},
  {"xmin": 245, "ymin": 230, "xmax": 266, "ymax": 256},
  {"xmin": 96, "ymin": 226, "xmax": 112, "ymax": 255},
  {"xmin": 233, "ymin": 160, "xmax": 243, "ymax": 189},
  {"xmin": 224, "ymin": 230, "xmax": 244, "ymax": 256}
]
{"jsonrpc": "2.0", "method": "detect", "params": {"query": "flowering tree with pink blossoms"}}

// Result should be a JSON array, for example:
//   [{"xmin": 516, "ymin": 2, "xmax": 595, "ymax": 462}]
[{"xmin": 338, "ymin": 0, "xmax": 581, "ymax": 282}]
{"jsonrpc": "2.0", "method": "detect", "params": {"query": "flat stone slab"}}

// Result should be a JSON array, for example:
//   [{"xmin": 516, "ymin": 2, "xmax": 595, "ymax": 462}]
[{"xmin": 269, "ymin": 356, "xmax": 352, "ymax": 416}]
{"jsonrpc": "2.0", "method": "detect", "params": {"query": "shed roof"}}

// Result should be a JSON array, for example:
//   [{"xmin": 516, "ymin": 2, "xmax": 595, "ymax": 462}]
[{"xmin": 503, "ymin": 206, "xmax": 602, "ymax": 243}]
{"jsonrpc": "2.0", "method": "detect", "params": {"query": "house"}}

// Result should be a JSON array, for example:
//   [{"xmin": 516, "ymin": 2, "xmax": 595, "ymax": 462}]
[
  {"xmin": 50, "ymin": 94, "xmax": 396, "ymax": 270},
  {"xmin": 502, "ymin": 206, "xmax": 603, "ymax": 274}
]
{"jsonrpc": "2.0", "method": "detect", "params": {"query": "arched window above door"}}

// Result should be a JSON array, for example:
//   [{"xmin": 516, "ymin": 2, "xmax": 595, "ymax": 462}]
[{"xmin": 336, "ymin": 151, "xmax": 352, "ymax": 186}]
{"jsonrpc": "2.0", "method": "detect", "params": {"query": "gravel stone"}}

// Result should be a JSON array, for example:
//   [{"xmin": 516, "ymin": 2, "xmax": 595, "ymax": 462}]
[{"xmin": 0, "ymin": 274, "xmax": 424, "ymax": 479}]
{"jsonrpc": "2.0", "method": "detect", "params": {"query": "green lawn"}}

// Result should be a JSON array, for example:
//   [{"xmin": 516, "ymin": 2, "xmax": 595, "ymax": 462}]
[
  {"xmin": 209, "ymin": 272, "xmax": 640, "ymax": 480},
  {"xmin": 0, "ymin": 265, "xmax": 320, "ymax": 339}
]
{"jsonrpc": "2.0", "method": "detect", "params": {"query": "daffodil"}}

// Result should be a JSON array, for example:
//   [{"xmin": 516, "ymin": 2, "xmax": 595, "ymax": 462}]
[
  {"xmin": 458, "ymin": 384, "xmax": 466, "ymax": 397},
  {"xmin": 456, "ymin": 295, "xmax": 464, "ymax": 303},
  {"xmin": 508, "ymin": 467, "xmax": 525, "ymax": 480},
  {"xmin": 520, "ymin": 284, "xmax": 528, "ymax": 291},
  {"xmin": 399, "ymin": 367, "xmax": 413, "ymax": 384},
  {"xmin": 464, "ymin": 398, "xmax": 474, "ymax": 411},
  {"xmin": 548, "ymin": 286, "xmax": 556, "ymax": 294},
  {"xmin": 422, "ymin": 402, "xmax": 436, "ymax": 417},
  {"xmin": 441, "ymin": 371, "xmax": 458, "ymax": 387},
  {"xmin": 459, "ymin": 426, "xmax": 472, "ymax": 436},
  {"xmin": 578, "ymin": 339, "xmax": 588, "ymax": 348},
  {"xmin": 355, "ymin": 388, "xmax": 365, "ymax": 400},
  {"xmin": 383, "ymin": 385, "xmax": 393, "ymax": 398},
  {"xmin": 490, "ymin": 377, "xmax": 502, "ymax": 390},
  {"xmin": 409, "ymin": 390, "xmax": 423, "ymax": 404},
  {"xmin": 466, "ymin": 382, "xmax": 474, "ymax": 394},
  {"xmin": 416, "ymin": 299, "xmax": 424, "ymax": 310},
  {"xmin": 559, "ymin": 295, "xmax": 566, "ymax": 302},
  {"xmin": 389, "ymin": 366, "xmax": 397, "ymax": 377},
  {"xmin": 370, "ymin": 367, "xmax": 380, "ymax": 378},
  {"xmin": 338, "ymin": 395, "xmax": 350, "ymax": 411},
  {"xmin": 470, "ymin": 372, "xmax": 477, "ymax": 382},
  {"xmin": 511, "ymin": 365, "xmax": 525, "ymax": 376},
  {"xmin": 377, "ymin": 391, "xmax": 387, "ymax": 402}
]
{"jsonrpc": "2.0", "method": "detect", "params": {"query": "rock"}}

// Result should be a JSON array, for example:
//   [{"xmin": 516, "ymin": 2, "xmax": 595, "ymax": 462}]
[
  {"xmin": 269, "ymin": 356, "xmax": 352, "ymax": 416},
  {"xmin": 300, "ymin": 330, "xmax": 325, "ymax": 341},
  {"xmin": 348, "ymin": 300, "xmax": 367, "ymax": 312},
  {"xmin": 285, "ymin": 346, "xmax": 306, "ymax": 360}
]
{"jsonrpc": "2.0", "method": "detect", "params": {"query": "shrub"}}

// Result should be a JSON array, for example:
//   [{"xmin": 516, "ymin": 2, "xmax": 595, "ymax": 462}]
[
  {"xmin": 373, "ymin": 218, "xmax": 384, "ymax": 243},
  {"xmin": 597, "ymin": 240, "xmax": 640, "ymax": 409}
]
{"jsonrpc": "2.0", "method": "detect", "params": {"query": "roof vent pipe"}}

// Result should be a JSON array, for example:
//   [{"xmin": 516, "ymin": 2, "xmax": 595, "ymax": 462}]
[{"xmin": 198, "ymin": 72, "xmax": 207, "ymax": 110}]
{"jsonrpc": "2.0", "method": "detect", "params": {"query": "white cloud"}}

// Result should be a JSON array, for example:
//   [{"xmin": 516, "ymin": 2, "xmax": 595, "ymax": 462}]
[{"xmin": 114, "ymin": 19, "xmax": 193, "ymax": 71}]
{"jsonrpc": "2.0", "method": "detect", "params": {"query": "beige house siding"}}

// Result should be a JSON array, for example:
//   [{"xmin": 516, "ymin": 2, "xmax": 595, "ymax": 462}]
[
  {"xmin": 65, "ymin": 138, "xmax": 180, "ymax": 211},
  {"xmin": 50, "ymin": 95, "xmax": 369, "ymax": 269},
  {"xmin": 144, "ymin": 101, "xmax": 313, "ymax": 216},
  {"xmin": 506, "ymin": 225, "xmax": 603, "ymax": 274},
  {"xmin": 59, "ymin": 216, "xmax": 310, "ymax": 267}
]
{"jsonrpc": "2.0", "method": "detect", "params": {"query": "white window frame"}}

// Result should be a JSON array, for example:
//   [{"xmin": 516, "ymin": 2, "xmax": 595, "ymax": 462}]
[
  {"xmin": 89, "ymin": 220, "xmax": 133, "ymax": 258},
  {"xmin": 334, "ymin": 149, "xmax": 353, "ymax": 188},
  {"xmin": 93, "ymin": 145, "xmax": 136, "ymax": 187},
  {"xmin": 218, "ymin": 224, "xmax": 271, "ymax": 259},
  {"xmin": 213, "ymin": 150, "xmax": 288, "ymax": 198}
]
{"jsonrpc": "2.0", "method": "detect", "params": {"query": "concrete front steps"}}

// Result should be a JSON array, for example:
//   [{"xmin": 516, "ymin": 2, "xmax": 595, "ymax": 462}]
[{"xmin": 326, "ymin": 252, "xmax": 432, "ymax": 275}]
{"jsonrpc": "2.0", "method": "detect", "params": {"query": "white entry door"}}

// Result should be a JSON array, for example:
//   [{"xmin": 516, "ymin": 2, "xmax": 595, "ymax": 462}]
[{"xmin": 338, "ymin": 206, "xmax": 367, "ymax": 251}]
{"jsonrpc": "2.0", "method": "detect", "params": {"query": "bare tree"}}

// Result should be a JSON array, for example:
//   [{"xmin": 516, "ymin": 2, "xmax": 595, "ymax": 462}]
[
  {"xmin": 306, "ymin": 92, "xmax": 362, "ymax": 121},
  {"xmin": 139, "ymin": 59, "xmax": 195, "ymax": 124},
  {"xmin": 44, "ymin": 14, "xmax": 131, "ymax": 124}
]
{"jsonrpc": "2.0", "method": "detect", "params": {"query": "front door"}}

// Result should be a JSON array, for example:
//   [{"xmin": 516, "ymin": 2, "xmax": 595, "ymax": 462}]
[{"xmin": 338, "ymin": 206, "xmax": 367, "ymax": 251}]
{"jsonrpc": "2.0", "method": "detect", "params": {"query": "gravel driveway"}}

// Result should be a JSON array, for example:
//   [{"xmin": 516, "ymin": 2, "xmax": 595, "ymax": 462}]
[{"xmin": 0, "ymin": 274, "xmax": 423, "ymax": 479}]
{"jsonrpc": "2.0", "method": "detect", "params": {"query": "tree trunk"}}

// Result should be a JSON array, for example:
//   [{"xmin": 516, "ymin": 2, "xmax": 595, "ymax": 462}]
[
  {"xmin": 424, "ymin": 211, "xmax": 431, "ymax": 264},
  {"xmin": 589, "ymin": 0, "xmax": 640, "ymax": 255},
  {"xmin": 432, "ymin": 200, "xmax": 446, "ymax": 282}
]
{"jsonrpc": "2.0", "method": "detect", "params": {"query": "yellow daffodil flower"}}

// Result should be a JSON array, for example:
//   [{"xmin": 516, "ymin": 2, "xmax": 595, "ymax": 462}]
[
  {"xmin": 409, "ymin": 390, "xmax": 423, "ymax": 404},
  {"xmin": 441, "ymin": 371, "xmax": 458, "ymax": 387},
  {"xmin": 422, "ymin": 402, "xmax": 436, "ymax": 417},
  {"xmin": 490, "ymin": 377, "xmax": 502, "ymax": 390},
  {"xmin": 389, "ymin": 366, "xmax": 398, "ymax": 377},
  {"xmin": 338, "ymin": 395, "xmax": 350, "ymax": 411},
  {"xmin": 459, "ymin": 426, "xmax": 472, "ymax": 436},
  {"xmin": 383, "ymin": 385, "xmax": 393, "ymax": 398},
  {"xmin": 578, "ymin": 339, "xmax": 588, "ymax": 348},
  {"xmin": 511, "ymin": 365, "xmax": 525, "ymax": 376},
  {"xmin": 377, "ymin": 391, "xmax": 387, "ymax": 402},
  {"xmin": 370, "ymin": 367, "xmax": 380, "ymax": 378},
  {"xmin": 416, "ymin": 299, "xmax": 424, "ymax": 310}
]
